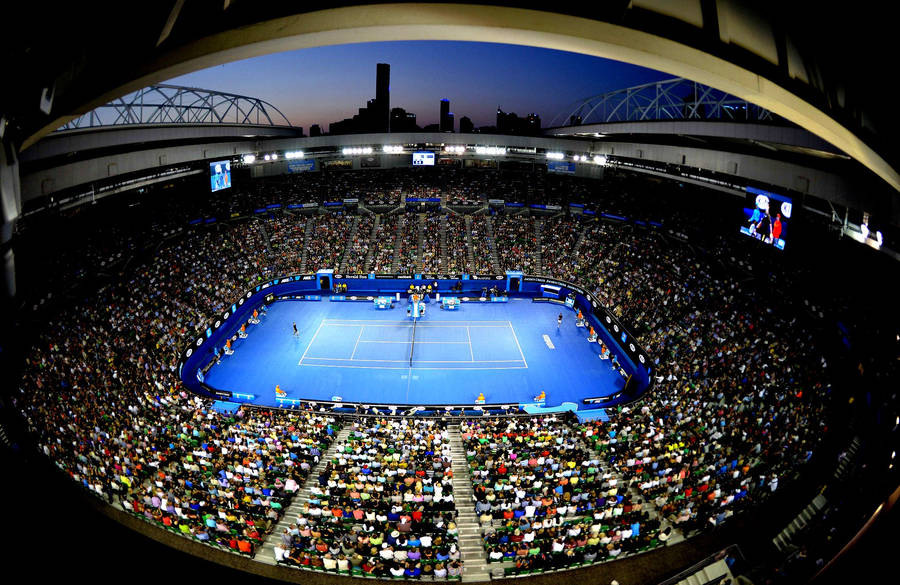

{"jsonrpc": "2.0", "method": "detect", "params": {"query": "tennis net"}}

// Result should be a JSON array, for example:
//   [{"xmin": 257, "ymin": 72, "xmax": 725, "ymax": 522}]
[{"xmin": 409, "ymin": 313, "xmax": 417, "ymax": 366}]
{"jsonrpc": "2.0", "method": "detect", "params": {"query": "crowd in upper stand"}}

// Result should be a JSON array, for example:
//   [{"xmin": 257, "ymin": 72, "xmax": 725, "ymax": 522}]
[
  {"xmin": 444, "ymin": 214, "xmax": 470, "ymax": 274},
  {"xmin": 492, "ymin": 215, "xmax": 539, "ymax": 274},
  {"xmin": 468, "ymin": 216, "xmax": 496, "ymax": 273},
  {"xmin": 371, "ymin": 214, "xmax": 399, "ymax": 273},
  {"xmin": 305, "ymin": 212, "xmax": 354, "ymax": 273},
  {"xmin": 343, "ymin": 214, "xmax": 374, "ymax": 274},
  {"xmin": 277, "ymin": 418, "xmax": 463, "ymax": 578},
  {"xmin": 539, "ymin": 216, "xmax": 582, "ymax": 281},
  {"xmin": 396, "ymin": 214, "xmax": 419, "ymax": 274},
  {"xmin": 12, "ymin": 166, "xmax": 843, "ymax": 576},
  {"xmin": 421, "ymin": 213, "xmax": 443, "ymax": 273}
]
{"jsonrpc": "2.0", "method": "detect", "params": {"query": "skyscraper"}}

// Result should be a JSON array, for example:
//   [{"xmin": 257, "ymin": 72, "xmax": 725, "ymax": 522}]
[
  {"xmin": 376, "ymin": 63, "xmax": 390, "ymax": 133},
  {"xmin": 440, "ymin": 99, "xmax": 453, "ymax": 132}
]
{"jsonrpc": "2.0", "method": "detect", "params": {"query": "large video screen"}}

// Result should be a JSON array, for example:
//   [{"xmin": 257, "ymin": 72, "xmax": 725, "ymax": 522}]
[
  {"xmin": 740, "ymin": 186, "xmax": 792, "ymax": 250},
  {"xmin": 209, "ymin": 160, "xmax": 231, "ymax": 192},
  {"xmin": 412, "ymin": 151, "xmax": 435, "ymax": 166}
]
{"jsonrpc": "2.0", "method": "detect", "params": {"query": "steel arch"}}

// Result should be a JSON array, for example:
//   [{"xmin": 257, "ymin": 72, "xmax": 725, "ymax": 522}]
[
  {"xmin": 55, "ymin": 84, "xmax": 292, "ymax": 130},
  {"xmin": 550, "ymin": 78, "xmax": 776, "ymax": 127}
]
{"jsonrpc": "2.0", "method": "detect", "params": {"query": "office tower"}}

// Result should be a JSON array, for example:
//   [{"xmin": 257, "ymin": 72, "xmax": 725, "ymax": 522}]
[
  {"xmin": 440, "ymin": 99, "xmax": 453, "ymax": 132},
  {"xmin": 376, "ymin": 63, "xmax": 390, "ymax": 132}
]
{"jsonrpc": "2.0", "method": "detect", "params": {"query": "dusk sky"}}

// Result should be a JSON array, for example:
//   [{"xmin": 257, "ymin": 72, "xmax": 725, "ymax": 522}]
[{"xmin": 165, "ymin": 41, "xmax": 671, "ymax": 131}]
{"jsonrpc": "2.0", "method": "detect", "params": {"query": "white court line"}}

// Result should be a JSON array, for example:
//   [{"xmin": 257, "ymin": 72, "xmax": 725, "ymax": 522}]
[
  {"xmin": 356, "ymin": 340, "xmax": 470, "ymax": 344},
  {"xmin": 350, "ymin": 325, "xmax": 364, "ymax": 359},
  {"xmin": 323, "ymin": 319, "xmax": 510, "ymax": 324},
  {"xmin": 508, "ymin": 320, "xmax": 529, "ymax": 369},
  {"xmin": 323, "ymin": 323, "xmax": 511, "ymax": 328},
  {"xmin": 298, "ymin": 320, "xmax": 325, "ymax": 365},
  {"xmin": 303, "ymin": 357, "xmax": 525, "ymax": 363},
  {"xmin": 467, "ymin": 326, "xmax": 474, "ymax": 361},
  {"xmin": 299, "ymin": 363, "xmax": 528, "ymax": 371}
]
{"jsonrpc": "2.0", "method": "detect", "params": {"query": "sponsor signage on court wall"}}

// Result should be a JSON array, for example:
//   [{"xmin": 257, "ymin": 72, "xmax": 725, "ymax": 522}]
[{"xmin": 488, "ymin": 199, "xmax": 504, "ymax": 205}]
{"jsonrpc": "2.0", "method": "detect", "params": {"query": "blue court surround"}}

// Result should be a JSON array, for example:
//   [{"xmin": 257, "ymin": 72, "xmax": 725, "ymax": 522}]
[{"xmin": 205, "ymin": 298, "xmax": 626, "ymax": 408}]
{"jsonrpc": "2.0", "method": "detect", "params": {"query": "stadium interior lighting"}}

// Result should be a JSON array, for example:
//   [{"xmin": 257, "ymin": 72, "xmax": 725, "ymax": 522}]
[
  {"xmin": 594, "ymin": 155, "xmax": 607, "ymax": 165},
  {"xmin": 444, "ymin": 145, "xmax": 466, "ymax": 154},
  {"xmin": 343, "ymin": 147, "xmax": 373, "ymax": 155},
  {"xmin": 270, "ymin": 153, "xmax": 278, "ymax": 160},
  {"xmin": 241, "ymin": 154, "xmax": 256, "ymax": 164},
  {"xmin": 284, "ymin": 150, "xmax": 305, "ymax": 159},
  {"xmin": 382, "ymin": 145, "xmax": 404, "ymax": 154},
  {"xmin": 475, "ymin": 146, "xmax": 506, "ymax": 156},
  {"xmin": 264, "ymin": 154, "xmax": 271, "ymax": 161},
  {"xmin": 546, "ymin": 152, "xmax": 564, "ymax": 160}
]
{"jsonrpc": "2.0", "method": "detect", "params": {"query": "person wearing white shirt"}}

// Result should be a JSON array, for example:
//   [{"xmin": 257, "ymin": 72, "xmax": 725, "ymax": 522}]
[{"xmin": 323, "ymin": 554, "xmax": 338, "ymax": 570}]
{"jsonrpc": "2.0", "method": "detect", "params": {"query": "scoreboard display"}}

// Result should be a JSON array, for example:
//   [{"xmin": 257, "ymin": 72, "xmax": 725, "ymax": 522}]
[
  {"xmin": 412, "ymin": 151, "xmax": 435, "ymax": 166},
  {"xmin": 210, "ymin": 160, "xmax": 231, "ymax": 192}
]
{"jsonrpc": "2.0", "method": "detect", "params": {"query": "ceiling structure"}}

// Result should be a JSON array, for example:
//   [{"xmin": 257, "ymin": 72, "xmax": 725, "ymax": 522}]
[{"xmin": 1, "ymin": 1, "xmax": 898, "ymax": 229}]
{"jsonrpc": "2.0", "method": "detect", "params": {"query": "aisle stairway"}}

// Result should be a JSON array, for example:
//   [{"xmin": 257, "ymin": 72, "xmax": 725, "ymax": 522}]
[
  {"xmin": 464, "ymin": 216, "xmax": 476, "ymax": 273},
  {"xmin": 391, "ymin": 214, "xmax": 406, "ymax": 273},
  {"xmin": 417, "ymin": 214, "xmax": 425, "ymax": 273},
  {"xmin": 483, "ymin": 217, "xmax": 501, "ymax": 273},
  {"xmin": 256, "ymin": 426, "xmax": 353, "ymax": 566},
  {"xmin": 440, "ymin": 214, "xmax": 449, "ymax": 272},
  {"xmin": 534, "ymin": 219, "xmax": 543, "ymax": 276},
  {"xmin": 448, "ymin": 424, "xmax": 491, "ymax": 582},
  {"xmin": 298, "ymin": 215, "xmax": 316, "ymax": 273},
  {"xmin": 338, "ymin": 216, "xmax": 360, "ymax": 273},
  {"xmin": 363, "ymin": 215, "xmax": 381, "ymax": 272}
]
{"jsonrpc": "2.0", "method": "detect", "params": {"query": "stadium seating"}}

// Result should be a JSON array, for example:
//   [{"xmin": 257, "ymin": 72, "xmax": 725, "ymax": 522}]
[{"xmin": 13, "ymin": 167, "xmax": 836, "ymax": 579}]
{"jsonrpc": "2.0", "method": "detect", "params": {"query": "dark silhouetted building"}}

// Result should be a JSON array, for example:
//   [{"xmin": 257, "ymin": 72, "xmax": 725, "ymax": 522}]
[
  {"xmin": 376, "ymin": 63, "xmax": 390, "ymax": 132},
  {"xmin": 391, "ymin": 107, "xmax": 418, "ymax": 132},
  {"xmin": 497, "ymin": 107, "xmax": 541, "ymax": 135},
  {"xmin": 440, "ymin": 99, "xmax": 454, "ymax": 132},
  {"xmin": 329, "ymin": 63, "xmax": 393, "ymax": 134},
  {"xmin": 459, "ymin": 116, "xmax": 473, "ymax": 134},
  {"xmin": 309, "ymin": 124, "xmax": 322, "ymax": 137},
  {"xmin": 422, "ymin": 123, "xmax": 440, "ymax": 132}
]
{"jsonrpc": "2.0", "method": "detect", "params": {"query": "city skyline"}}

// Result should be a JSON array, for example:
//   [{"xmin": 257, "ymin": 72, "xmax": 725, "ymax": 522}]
[{"xmin": 165, "ymin": 40, "xmax": 671, "ymax": 132}]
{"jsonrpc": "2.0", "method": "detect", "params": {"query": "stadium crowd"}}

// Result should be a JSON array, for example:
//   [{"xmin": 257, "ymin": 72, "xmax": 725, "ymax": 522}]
[
  {"xmin": 277, "ymin": 417, "xmax": 463, "ymax": 578},
  {"xmin": 462, "ymin": 415, "xmax": 663, "ymax": 574},
  {"xmin": 12, "ymin": 166, "xmax": 837, "ymax": 578}
]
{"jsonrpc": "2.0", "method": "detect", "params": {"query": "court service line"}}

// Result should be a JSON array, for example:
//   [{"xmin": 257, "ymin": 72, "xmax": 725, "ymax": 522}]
[
  {"xmin": 350, "ymin": 325, "xmax": 364, "ymax": 360},
  {"xmin": 508, "ymin": 320, "xmax": 529, "ymax": 369},
  {"xmin": 298, "ymin": 320, "xmax": 325, "ymax": 365},
  {"xmin": 299, "ymin": 363, "xmax": 528, "ymax": 371},
  {"xmin": 303, "ymin": 357, "xmax": 525, "ymax": 363},
  {"xmin": 323, "ymin": 323, "xmax": 511, "ymax": 328},
  {"xmin": 356, "ymin": 340, "xmax": 471, "ymax": 344},
  {"xmin": 323, "ymin": 319, "xmax": 510, "ymax": 324},
  {"xmin": 466, "ymin": 326, "xmax": 474, "ymax": 361}
]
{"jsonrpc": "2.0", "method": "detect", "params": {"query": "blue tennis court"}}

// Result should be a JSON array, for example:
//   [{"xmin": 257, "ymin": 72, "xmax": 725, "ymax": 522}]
[
  {"xmin": 300, "ymin": 319, "xmax": 527, "ymax": 369},
  {"xmin": 204, "ymin": 298, "xmax": 627, "ymax": 407}
]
